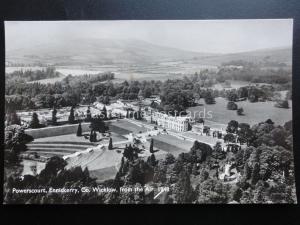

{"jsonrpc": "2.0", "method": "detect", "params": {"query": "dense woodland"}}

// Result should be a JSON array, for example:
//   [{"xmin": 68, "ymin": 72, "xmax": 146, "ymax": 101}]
[
  {"xmin": 6, "ymin": 67, "xmax": 60, "ymax": 83},
  {"xmin": 5, "ymin": 63, "xmax": 292, "ymax": 116}
]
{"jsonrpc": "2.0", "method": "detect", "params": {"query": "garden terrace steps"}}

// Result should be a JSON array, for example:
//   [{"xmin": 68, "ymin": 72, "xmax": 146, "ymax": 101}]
[
  {"xmin": 26, "ymin": 148, "xmax": 78, "ymax": 153},
  {"xmin": 26, "ymin": 151, "xmax": 68, "ymax": 156},
  {"xmin": 27, "ymin": 143, "xmax": 93, "ymax": 150},
  {"xmin": 29, "ymin": 141, "xmax": 98, "ymax": 146},
  {"xmin": 26, "ymin": 140, "xmax": 97, "ymax": 157}
]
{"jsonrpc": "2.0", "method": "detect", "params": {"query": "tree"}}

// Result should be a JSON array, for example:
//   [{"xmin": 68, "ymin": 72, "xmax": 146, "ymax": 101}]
[
  {"xmin": 243, "ymin": 163, "xmax": 251, "ymax": 180},
  {"xmin": 102, "ymin": 106, "xmax": 107, "ymax": 119},
  {"xmin": 164, "ymin": 153, "xmax": 175, "ymax": 165},
  {"xmin": 76, "ymin": 122, "xmax": 82, "ymax": 136},
  {"xmin": 226, "ymin": 120, "xmax": 239, "ymax": 133},
  {"xmin": 211, "ymin": 141, "xmax": 225, "ymax": 160},
  {"xmin": 223, "ymin": 133, "xmax": 235, "ymax": 143},
  {"xmin": 275, "ymin": 100, "xmax": 289, "ymax": 109},
  {"xmin": 150, "ymin": 138, "xmax": 154, "ymax": 153},
  {"xmin": 147, "ymin": 153, "xmax": 157, "ymax": 167},
  {"xmin": 52, "ymin": 107, "xmax": 57, "ymax": 125},
  {"xmin": 251, "ymin": 162, "xmax": 260, "ymax": 185},
  {"xmin": 227, "ymin": 90, "xmax": 238, "ymax": 102},
  {"xmin": 199, "ymin": 169, "xmax": 209, "ymax": 182},
  {"xmin": 90, "ymin": 117, "xmax": 108, "ymax": 133},
  {"xmin": 230, "ymin": 186, "xmax": 243, "ymax": 202},
  {"xmin": 86, "ymin": 106, "xmax": 92, "ymax": 122},
  {"xmin": 7, "ymin": 111, "xmax": 21, "ymax": 126},
  {"xmin": 39, "ymin": 156, "xmax": 67, "ymax": 180},
  {"xmin": 238, "ymin": 86, "xmax": 248, "ymax": 99},
  {"xmin": 29, "ymin": 112, "xmax": 40, "ymax": 128},
  {"xmin": 227, "ymin": 101, "xmax": 238, "ymax": 110},
  {"xmin": 238, "ymin": 123, "xmax": 252, "ymax": 146},
  {"xmin": 174, "ymin": 169, "xmax": 194, "ymax": 203},
  {"xmin": 68, "ymin": 106, "xmax": 75, "ymax": 123},
  {"xmin": 189, "ymin": 141, "xmax": 212, "ymax": 163},
  {"xmin": 108, "ymin": 137, "xmax": 113, "ymax": 150},
  {"xmin": 123, "ymin": 144, "xmax": 141, "ymax": 161},
  {"xmin": 103, "ymin": 96, "xmax": 110, "ymax": 105},
  {"xmin": 89, "ymin": 130, "xmax": 94, "ymax": 142},
  {"xmin": 93, "ymin": 131, "xmax": 97, "ymax": 142},
  {"xmin": 213, "ymin": 141, "xmax": 223, "ymax": 152},
  {"xmin": 5, "ymin": 125, "xmax": 33, "ymax": 165},
  {"xmin": 204, "ymin": 91, "xmax": 216, "ymax": 104},
  {"xmin": 237, "ymin": 107, "xmax": 244, "ymax": 116},
  {"xmin": 134, "ymin": 107, "xmax": 142, "ymax": 120}
]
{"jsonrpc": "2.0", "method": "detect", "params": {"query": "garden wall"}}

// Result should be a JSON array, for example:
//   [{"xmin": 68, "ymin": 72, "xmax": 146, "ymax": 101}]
[{"xmin": 25, "ymin": 123, "xmax": 91, "ymax": 139}]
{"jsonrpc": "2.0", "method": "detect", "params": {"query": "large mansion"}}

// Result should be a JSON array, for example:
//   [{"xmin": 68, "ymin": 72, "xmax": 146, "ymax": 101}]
[{"xmin": 146, "ymin": 111, "xmax": 190, "ymax": 132}]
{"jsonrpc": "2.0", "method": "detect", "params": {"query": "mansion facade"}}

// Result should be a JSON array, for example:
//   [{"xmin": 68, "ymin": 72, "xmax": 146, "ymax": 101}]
[{"xmin": 146, "ymin": 111, "xmax": 190, "ymax": 132}]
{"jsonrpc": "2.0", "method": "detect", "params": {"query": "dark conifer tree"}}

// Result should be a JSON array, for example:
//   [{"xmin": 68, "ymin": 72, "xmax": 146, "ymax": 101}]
[
  {"xmin": 52, "ymin": 107, "xmax": 57, "ymax": 125},
  {"xmin": 68, "ymin": 106, "xmax": 75, "ymax": 123},
  {"xmin": 93, "ymin": 131, "xmax": 97, "ymax": 142},
  {"xmin": 30, "ymin": 112, "xmax": 40, "ymax": 128},
  {"xmin": 89, "ymin": 130, "xmax": 94, "ymax": 142},
  {"xmin": 102, "ymin": 106, "xmax": 107, "ymax": 119},
  {"xmin": 108, "ymin": 137, "xmax": 113, "ymax": 150},
  {"xmin": 7, "ymin": 111, "xmax": 21, "ymax": 125},
  {"xmin": 86, "ymin": 106, "xmax": 92, "ymax": 122},
  {"xmin": 251, "ymin": 162, "xmax": 260, "ymax": 185},
  {"xmin": 76, "ymin": 122, "xmax": 82, "ymax": 136},
  {"xmin": 150, "ymin": 138, "xmax": 154, "ymax": 153}
]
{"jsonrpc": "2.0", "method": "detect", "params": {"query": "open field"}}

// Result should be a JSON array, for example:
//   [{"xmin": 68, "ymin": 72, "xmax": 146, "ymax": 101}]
[
  {"xmin": 212, "ymin": 80, "xmax": 251, "ymax": 90},
  {"xmin": 6, "ymin": 63, "xmax": 218, "ymax": 83},
  {"xmin": 188, "ymin": 97, "xmax": 292, "ymax": 126}
]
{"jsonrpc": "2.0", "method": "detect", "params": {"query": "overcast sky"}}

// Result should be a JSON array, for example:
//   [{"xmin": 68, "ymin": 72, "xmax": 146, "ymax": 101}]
[{"xmin": 5, "ymin": 19, "xmax": 293, "ymax": 54}]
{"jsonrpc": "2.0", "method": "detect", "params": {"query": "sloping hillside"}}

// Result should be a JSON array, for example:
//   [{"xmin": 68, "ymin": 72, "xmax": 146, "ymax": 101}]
[
  {"xmin": 6, "ymin": 38, "xmax": 216, "ymax": 66},
  {"xmin": 198, "ymin": 47, "xmax": 292, "ymax": 66}
]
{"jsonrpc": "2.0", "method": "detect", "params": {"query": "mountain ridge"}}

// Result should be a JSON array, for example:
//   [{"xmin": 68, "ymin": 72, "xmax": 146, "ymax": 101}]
[{"xmin": 6, "ymin": 38, "xmax": 292, "ymax": 66}]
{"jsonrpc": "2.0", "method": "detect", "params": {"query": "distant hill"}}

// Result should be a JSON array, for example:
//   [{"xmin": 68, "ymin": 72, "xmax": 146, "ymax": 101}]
[
  {"xmin": 6, "ymin": 38, "xmax": 216, "ymax": 66},
  {"xmin": 198, "ymin": 47, "xmax": 292, "ymax": 66},
  {"xmin": 6, "ymin": 38, "xmax": 292, "ymax": 67}
]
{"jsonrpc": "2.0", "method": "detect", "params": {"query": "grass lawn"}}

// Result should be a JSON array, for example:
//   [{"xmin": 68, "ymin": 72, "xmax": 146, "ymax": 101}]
[
  {"xmin": 90, "ymin": 166, "xmax": 118, "ymax": 183},
  {"xmin": 188, "ymin": 97, "xmax": 292, "ymax": 126},
  {"xmin": 153, "ymin": 134, "xmax": 194, "ymax": 155},
  {"xmin": 107, "ymin": 120, "xmax": 148, "ymax": 134}
]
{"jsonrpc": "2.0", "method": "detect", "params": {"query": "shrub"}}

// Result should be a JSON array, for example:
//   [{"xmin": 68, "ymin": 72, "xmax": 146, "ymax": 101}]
[
  {"xmin": 227, "ymin": 101, "xmax": 238, "ymax": 110},
  {"xmin": 237, "ymin": 107, "xmax": 244, "ymax": 115}
]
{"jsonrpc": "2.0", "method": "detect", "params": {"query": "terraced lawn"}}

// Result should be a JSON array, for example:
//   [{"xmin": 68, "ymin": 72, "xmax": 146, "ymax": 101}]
[{"xmin": 27, "ymin": 131, "xmax": 127, "ymax": 158}]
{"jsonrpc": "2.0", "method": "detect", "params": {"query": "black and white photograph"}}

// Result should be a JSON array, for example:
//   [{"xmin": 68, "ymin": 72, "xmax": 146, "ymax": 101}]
[{"xmin": 3, "ymin": 19, "xmax": 296, "ymax": 204}]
